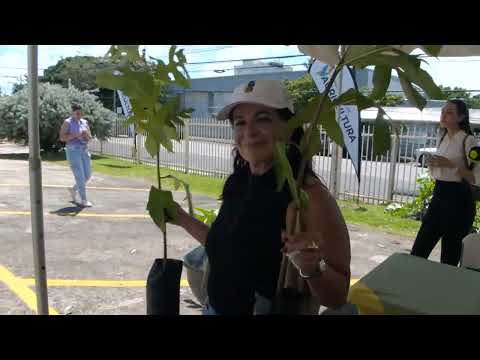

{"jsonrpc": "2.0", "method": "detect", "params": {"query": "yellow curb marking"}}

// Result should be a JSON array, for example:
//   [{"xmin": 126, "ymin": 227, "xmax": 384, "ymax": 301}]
[
  {"xmin": 0, "ymin": 265, "xmax": 59, "ymax": 315},
  {"xmin": 19, "ymin": 278, "xmax": 358, "ymax": 288},
  {"xmin": 0, "ymin": 183, "xmax": 149, "ymax": 192},
  {"xmin": 19, "ymin": 278, "xmax": 190, "ymax": 288},
  {"xmin": 1, "ymin": 263, "xmax": 359, "ymax": 315},
  {"xmin": 0, "ymin": 210, "xmax": 149, "ymax": 219}
]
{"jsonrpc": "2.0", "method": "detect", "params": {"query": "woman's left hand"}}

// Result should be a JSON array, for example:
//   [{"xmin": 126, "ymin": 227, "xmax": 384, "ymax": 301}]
[
  {"xmin": 282, "ymin": 231, "xmax": 325, "ymax": 277},
  {"xmin": 430, "ymin": 155, "xmax": 454, "ymax": 168}
]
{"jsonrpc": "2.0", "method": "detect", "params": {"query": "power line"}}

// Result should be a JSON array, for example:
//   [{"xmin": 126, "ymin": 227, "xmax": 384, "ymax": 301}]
[
  {"xmin": 0, "ymin": 53, "xmax": 306, "ymax": 72},
  {"xmin": 0, "ymin": 61, "xmax": 309, "ymax": 76},
  {"xmin": 1, "ymin": 52, "xmax": 478, "ymax": 74},
  {"xmin": 0, "ymin": 66, "xmax": 47, "ymax": 71},
  {"xmin": 185, "ymin": 54, "xmax": 309, "ymax": 65},
  {"xmin": 183, "ymin": 46, "xmax": 236, "ymax": 54},
  {"xmin": 187, "ymin": 62, "xmax": 309, "ymax": 74}
]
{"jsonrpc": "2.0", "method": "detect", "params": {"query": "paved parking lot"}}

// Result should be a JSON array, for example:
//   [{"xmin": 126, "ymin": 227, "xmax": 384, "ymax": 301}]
[{"xmin": 0, "ymin": 142, "xmax": 440, "ymax": 315}]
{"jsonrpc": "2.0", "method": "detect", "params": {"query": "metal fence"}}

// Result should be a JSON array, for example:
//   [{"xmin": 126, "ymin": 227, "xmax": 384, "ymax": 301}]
[{"xmin": 90, "ymin": 116, "xmax": 447, "ymax": 204}]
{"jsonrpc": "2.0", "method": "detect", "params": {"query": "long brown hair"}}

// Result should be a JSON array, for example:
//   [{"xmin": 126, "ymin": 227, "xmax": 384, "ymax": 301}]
[{"xmin": 441, "ymin": 99, "xmax": 473, "ymax": 137}]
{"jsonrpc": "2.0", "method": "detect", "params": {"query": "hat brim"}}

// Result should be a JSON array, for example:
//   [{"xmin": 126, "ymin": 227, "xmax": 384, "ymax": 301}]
[{"xmin": 216, "ymin": 101, "xmax": 293, "ymax": 121}]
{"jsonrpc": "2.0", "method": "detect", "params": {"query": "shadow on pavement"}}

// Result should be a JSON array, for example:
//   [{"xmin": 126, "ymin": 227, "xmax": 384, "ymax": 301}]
[
  {"xmin": 183, "ymin": 299, "xmax": 203, "ymax": 309},
  {"xmin": 0, "ymin": 152, "xmax": 106, "ymax": 162},
  {"xmin": 50, "ymin": 204, "xmax": 85, "ymax": 216}
]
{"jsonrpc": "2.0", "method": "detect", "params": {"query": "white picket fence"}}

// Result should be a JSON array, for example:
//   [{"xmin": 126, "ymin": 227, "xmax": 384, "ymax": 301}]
[{"xmin": 89, "ymin": 116, "xmax": 446, "ymax": 204}]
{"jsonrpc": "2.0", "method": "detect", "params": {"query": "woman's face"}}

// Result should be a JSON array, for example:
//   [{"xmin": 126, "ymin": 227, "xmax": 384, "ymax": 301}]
[
  {"xmin": 231, "ymin": 103, "xmax": 286, "ymax": 166},
  {"xmin": 72, "ymin": 110, "xmax": 82, "ymax": 120},
  {"xmin": 440, "ymin": 102, "xmax": 462, "ymax": 129}
]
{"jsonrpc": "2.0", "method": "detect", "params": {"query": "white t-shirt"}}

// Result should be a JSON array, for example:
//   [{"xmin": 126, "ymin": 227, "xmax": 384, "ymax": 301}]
[{"xmin": 429, "ymin": 130, "xmax": 480, "ymax": 184}]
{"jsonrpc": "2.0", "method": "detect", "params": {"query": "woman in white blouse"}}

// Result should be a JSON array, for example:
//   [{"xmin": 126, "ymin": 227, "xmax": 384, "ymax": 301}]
[{"xmin": 411, "ymin": 99, "xmax": 479, "ymax": 266}]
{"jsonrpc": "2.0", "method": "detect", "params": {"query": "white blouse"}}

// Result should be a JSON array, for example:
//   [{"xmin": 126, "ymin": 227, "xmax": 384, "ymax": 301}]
[{"xmin": 429, "ymin": 130, "xmax": 480, "ymax": 184}]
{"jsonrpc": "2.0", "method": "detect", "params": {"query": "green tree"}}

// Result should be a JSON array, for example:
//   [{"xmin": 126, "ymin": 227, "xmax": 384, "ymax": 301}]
[
  {"xmin": 41, "ymin": 56, "xmax": 107, "ymax": 90},
  {"xmin": 285, "ymin": 73, "xmax": 405, "ymax": 114},
  {"xmin": 0, "ymin": 83, "xmax": 116, "ymax": 151},
  {"xmin": 439, "ymin": 85, "xmax": 480, "ymax": 108},
  {"xmin": 40, "ymin": 56, "xmax": 118, "ymax": 110},
  {"xmin": 284, "ymin": 75, "xmax": 319, "ymax": 112},
  {"xmin": 41, "ymin": 55, "xmax": 172, "ymax": 112},
  {"xmin": 360, "ymin": 86, "xmax": 405, "ymax": 106}
]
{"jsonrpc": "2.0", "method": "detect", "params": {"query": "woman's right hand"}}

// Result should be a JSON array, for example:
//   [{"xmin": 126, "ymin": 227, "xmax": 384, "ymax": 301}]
[{"xmin": 170, "ymin": 202, "xmax": 189, "ymax": 228}]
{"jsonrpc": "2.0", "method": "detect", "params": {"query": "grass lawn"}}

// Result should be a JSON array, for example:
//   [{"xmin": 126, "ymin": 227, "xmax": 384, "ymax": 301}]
[
  {"xmin": 338, "ymin": 201, "xmax": 420, "ymax": 238},
  {"xmin": 6, "ymin": 151, "xmax": 419, "ymax": 237}
]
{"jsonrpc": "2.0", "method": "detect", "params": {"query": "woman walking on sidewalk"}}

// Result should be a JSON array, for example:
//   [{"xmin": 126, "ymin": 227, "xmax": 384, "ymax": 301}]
[{"xmin": 59, "ymin": 104, "xmax": 93, "ymax": 207}]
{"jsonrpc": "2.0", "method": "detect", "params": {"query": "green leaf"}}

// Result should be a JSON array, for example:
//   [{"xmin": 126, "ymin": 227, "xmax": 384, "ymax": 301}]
[
  {"xmin": 401, "ymin": 67, "xmax": 444, "ymax": 100},
  {"xmin": 299, "ymin": 189, "xmax": 309, "ymax": 209},
  {"xmin": 117, "ymin": 45, "xmax": 140, "ymax": 62},
  {"xmin": 355, "ymin": 92, "xmax": 376, "ymax": 110},
  {"xmin": 397, "ymin": 70, "xmax": 427, "ymax": 110},
  {"xmin": 344, "ymin": 45, "xmax": 391, "ymax": 66},
  {"xmin": 96, "ymin": 66, "xmax": 154, "ymax": 100},
  {"xmin": 145, "ymin": 134, "xmax": 159, "ymax": 158},
  {"xmin": 371, "ymin": 50, "xmax": 443, "ymax": 100},
  {"xmin": 106, "ymin": 45, "xmax": 121, "ymax": 60},
  {"xmin": 348, "ymin": 51, "xmax": 421, "ymax": 70},
  {"xmin": 372, "ymin": 109, "xmax": 391, "ymax": 156},
  {"xmin": 176, "ymin": 49, "xmax": 187, "ymax": 65},
  {"xmin": 194, "ymin": 207, "xmax": 218, "ymax": 227},
  {"xmin": 171, "ymin": 67, "xmax": 190, "ymax": 88},
  {"xmin": 332, "ymin": 88, "xmax": 375, "ymax": 110},
  {"xmin": 159, "ymin": 129, "xmax": 174, "ymax": 152},
  {"xmin": 332, "ymin": 89, "xmax": 356, "ymax": 106},
  {"xmin": 371, "ymin": 66, "xmax": 391, "ymax": 100},
  {"xmin": 183, "ymin": 183, "xmax": 194, "ymax": 216},
  {"xmin": 286, "ymin": 93, "xmax": 333, "ymax": 135},
  {"xmin": 161, "ymin": 175, "xmax": 194, "ymax": 216},
  {"xmin": 169, "ymin": 46, "xmax": 177, "ymax": 64},
  {"xmin": 300, "ymin": 125, "xmax": 322, "ymax": 159},
  {"xmin": 146, "ymin": 187, "xmax": 177, "ymax": 232},
  {"xmin": 173, "ymin": 177, "xmax": 180, "ymax": 190},
  {"xmin": 319, "ymin": 107, "xmax": 344, "ymax": 147},
  {"xmin": 273, "ymin": 142, "xmax": 299, "ymax": 205},
  {"xmin": 421, "ymin": 45, "xmax": 442, "ymax": 57}
]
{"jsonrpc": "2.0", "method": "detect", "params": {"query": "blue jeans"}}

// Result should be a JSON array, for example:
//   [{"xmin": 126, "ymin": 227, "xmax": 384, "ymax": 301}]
[{"xmin": 65, "ymin": 145, "xmax": 91, "ymax": 202}]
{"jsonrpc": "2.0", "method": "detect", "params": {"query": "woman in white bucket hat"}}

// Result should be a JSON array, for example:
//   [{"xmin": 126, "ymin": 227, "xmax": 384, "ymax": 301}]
[{"xmin": 174, "ymin": 79, "xmax": 351, "ymax": 315}]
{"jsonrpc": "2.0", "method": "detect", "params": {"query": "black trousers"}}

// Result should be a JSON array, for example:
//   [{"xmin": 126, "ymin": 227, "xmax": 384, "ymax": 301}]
[{"xmin": 411, "ymin": 180, "xmax": 476, "ymax": 266}]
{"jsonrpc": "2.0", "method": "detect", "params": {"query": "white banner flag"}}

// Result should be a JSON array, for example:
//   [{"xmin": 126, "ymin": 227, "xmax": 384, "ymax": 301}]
[
  {"xmin": 309, "ymin": 60, "xmax": 362, "ymax": 182},
  {"xmin": 117, "ymin": 90, "xmax": 133, "ymax": 117},
  {"xmin": 117, "ymin": 90, "xmax": 135, "ymax": 136}
]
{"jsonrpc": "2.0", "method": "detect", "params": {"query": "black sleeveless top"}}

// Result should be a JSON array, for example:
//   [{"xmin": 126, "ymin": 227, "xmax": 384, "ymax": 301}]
[{"xmin": 205, "ymin": 167, "xmax": 292, "ymax": 315}]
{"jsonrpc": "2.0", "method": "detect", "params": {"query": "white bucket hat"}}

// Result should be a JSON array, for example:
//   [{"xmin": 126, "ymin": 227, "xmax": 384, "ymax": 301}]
[{"xmin": 216, "ymin": 79, "xmax": 295, "ymax": 121}]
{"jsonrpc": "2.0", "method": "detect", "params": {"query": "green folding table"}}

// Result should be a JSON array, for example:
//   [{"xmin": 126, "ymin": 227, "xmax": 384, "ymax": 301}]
[{"xmin": 348, "ymin": 253, "xmax": 480, "ymax": 315}]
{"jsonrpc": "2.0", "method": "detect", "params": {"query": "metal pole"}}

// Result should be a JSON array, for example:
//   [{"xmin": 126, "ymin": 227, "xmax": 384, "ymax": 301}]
[
  {"xmin": 329, "ymin": 65, "xmax": 344, "ymax": 198},
  {"xmin": 184, "ymin": 118, "xmax": 190, "ymax": 174},
  {"xmin": 27, "ymin": 45, "xmax": 49, "ymax": 315},
  {"xmin": 387, "ymin": 129, "xmax": 399, "ymax": 201}
]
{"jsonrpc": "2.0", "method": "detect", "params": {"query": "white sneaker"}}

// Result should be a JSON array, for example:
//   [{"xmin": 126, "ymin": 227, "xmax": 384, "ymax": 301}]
[
  {"xmin": 68, "ymin": 187, "xmax": 78, "ymax": 203},
  {"xmin": 81, "ymin": 200, "xmax": 93, "ymax": 207}
]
